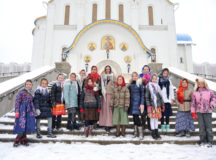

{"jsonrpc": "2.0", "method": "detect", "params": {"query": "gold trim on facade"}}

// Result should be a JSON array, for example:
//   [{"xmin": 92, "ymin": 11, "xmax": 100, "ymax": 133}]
[{"xmin": 34, "ymin": 16, "xmax": 47, "ymax": 25}]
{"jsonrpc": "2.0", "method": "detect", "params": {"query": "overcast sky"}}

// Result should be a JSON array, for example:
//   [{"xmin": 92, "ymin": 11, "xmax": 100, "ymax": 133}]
[{"xmin": 0, "ymin": 0, "xmax": 215, "ymax": 64}]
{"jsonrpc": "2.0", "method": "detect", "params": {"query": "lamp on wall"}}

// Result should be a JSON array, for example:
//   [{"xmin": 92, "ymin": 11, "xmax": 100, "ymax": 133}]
[
  {"xmin": 106, "ymin": 49, "xmax": 110, "ymax": 59},
  {"xmin": 84, "ymin": 56, "xmax": 91, "ymax": 72},
  {"xmin": 151, "ymin": 54, "xmax": 156, "ymax": 63},
  {"xmin": 124, "ymin": 56, "xmax": 132, "ymax": 73}
]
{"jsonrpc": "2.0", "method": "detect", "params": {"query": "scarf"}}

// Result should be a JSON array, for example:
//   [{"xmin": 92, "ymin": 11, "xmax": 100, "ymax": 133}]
[
  {"xmin": 102, "ymin": 73, "xmax": 113, "ymax": 86},
  {"xmin": 117, "ymin": 76, "xmax": 126, "ymax": 87},
  {"xmin": 148, "ymin": 82, "xmax": 162, "ymax": 108},
  {"xmin": 142, "ymin": 73, "xmax": 151, "ymax": 86},
  {"xmin": 36, "ymin": 86, "xmax": 49, "ymax": 95},
  {"xmin": 177, "ymin": 80, "xmax": 188, "ymax": 104},
  {"xmin": 158, "ymin": 76, "xmax": 170, "ymax": 99},
  {"xmin": 23, "ymin": 87, "xmax": 34, "ymax": 97},
  {"xmin": 88, "ymin": 72, "xmax": 101, "ymax": 83}
]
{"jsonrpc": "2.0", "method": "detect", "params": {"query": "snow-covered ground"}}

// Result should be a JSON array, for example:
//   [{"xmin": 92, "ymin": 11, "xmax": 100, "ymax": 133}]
[{"xmin": 0, "ymin": 142, "xmax": 215, "ymax": 160}]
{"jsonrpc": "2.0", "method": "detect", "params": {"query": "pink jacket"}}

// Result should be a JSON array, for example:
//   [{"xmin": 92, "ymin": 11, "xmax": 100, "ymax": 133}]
[{"xmin": 191, "ymin": 88, "xmax": 216, "ymax": 113}]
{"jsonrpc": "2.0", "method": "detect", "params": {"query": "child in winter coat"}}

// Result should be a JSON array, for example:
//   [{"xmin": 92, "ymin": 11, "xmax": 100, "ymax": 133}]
[
  {"xmin": 79, "ymin": 78, "xmax": 101, "ymax": 137},
  {"xmin": 145, "ymin": 74, "xmax": 164, "ymax": 140},
  {"xmin": 13, "ymin": 80, "xmax": 36, "ymax": 147},
  {"xmin": 191, "ymin": 78, "xmax": 216, "ymax": 147},
  {"xmin": 128, "ymin": 72, "xmax": 144, "ymax": 140},
  {"xmin": 175, "ymin": 78, "xmax": 194, "ymax": 137},
  {"xmin": 51, "ymin": 74, "xmax": 66, "ymax": 131},
  {"xmin": 64, "ymin": 73, "xmax": 80, "ymax": 130},
  {"xmin": 34, "ymin": 78, "xmax": 56, "ymax": 138},
  {"xmin": 139, "ymin": 65, "xmax": 151, "ymax": 131},
  {"xmin": 158, "ymin": 68, "xmax": 175, "ymax": 132},
  {"xmin": 111, "ymin": 75, "xmax": 130, "ymax": 137}
]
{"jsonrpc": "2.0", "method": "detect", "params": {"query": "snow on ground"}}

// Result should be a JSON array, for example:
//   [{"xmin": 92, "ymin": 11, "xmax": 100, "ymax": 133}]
[{"xmin": 0, "ymin": 142, "xmax": 215, "ymax": 160}]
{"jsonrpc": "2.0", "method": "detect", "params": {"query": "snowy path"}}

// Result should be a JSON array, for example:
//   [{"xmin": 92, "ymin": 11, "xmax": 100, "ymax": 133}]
[{"xmin": 0, "ymin": 142, "xmax": 215, "ymax": 160}]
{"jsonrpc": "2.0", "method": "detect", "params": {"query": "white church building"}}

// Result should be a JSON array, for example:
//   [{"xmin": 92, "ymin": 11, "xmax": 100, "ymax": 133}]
[{"xmin": 31, "ymin": 0, "xmax": 194, "ymax": 75}]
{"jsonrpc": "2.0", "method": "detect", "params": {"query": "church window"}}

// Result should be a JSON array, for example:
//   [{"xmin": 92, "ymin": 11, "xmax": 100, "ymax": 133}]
[
  {"xmin": 180, "ymin": 57, "xmax": 184, "ymax": 63},
  {"xmin": 64, "ymin": 5, "xmax": 70, "ymax": 25},
  {"xmin": 119, "ymin": 4, "xmax": 124, "ymax": 22},
  {"xmin": 148, "ymin": 6, "xmax": 154, "ymax": 26},
  {"xmin": 92, "ymin": 4, "xmax": 97, "ymax": 22},
  {"xmin": 106, "ymin": 0, "xmax": 111, "ymax": 19}
]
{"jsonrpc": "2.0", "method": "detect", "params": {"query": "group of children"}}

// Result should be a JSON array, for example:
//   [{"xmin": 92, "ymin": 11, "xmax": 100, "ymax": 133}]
[{"xmin": 13, "ymin": 65, "xmax": 216, "ymax": 148}]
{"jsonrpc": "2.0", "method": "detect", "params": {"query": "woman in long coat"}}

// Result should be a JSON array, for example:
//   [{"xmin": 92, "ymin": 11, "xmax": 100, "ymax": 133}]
[{"xmin": 13, "ymin": 79, "xmax": 36, "ymax": 147}]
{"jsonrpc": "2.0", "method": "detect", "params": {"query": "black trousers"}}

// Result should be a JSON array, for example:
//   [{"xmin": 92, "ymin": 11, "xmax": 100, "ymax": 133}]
[
  {"xmin": 133, "ymin": 115, "xmax": 142, "ymax": 126},
  {"xmin": 161, "ymin": 116, "xmax": 170, "ymax": 125},
  {"xmin": 52, "ymin": 115, "xmax": 62, "ymax": 129},
  {"xmin": 16, "ymin": 132, "xmax": 26, "ymax": 138}
]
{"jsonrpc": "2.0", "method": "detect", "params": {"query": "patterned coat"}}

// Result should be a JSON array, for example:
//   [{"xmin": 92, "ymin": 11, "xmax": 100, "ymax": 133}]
[
  {"xmin": 13, "ymin": 88, "xmax": 36, "ymax": 134},
  {"xmin": 176, "ymin": 88, "xmax": 193, "ymax": 112}
]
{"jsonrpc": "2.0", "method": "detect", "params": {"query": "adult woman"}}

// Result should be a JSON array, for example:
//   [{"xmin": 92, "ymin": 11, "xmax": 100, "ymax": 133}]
[
  {"xmin": 13, "ymin": 80, "xmax": 36, "ymax": 147},
  {"xmin": 99, "ymin": 65, "xmax": 115, "ymax": 133}
]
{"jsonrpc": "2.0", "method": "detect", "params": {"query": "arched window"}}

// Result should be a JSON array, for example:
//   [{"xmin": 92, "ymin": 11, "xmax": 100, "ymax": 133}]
[
  {"xmin": 92, "ymin": 4, "xmax": 97, "ymax": 22},
  {"xmin": 106, "ymin": 0, "xmax": 111, "ymax": 19},
  {"xmin": 148, "ymin": 6, "xmax": 154, "ymax": 26},
  {"xmin": 151, "ymin": 48, "xmax": 156, "ymax": 63},
  {"xmin": 119, "ymin": 4, "xmax": 124, "ymax": 22},
  {"xmin": 64, "ymin": 5, "xmax": 70, "ymax": 25}
]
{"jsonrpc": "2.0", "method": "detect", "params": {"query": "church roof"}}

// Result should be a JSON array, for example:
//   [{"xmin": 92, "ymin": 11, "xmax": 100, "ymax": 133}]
[{"xmin": 177, "ymin": 33, "xmax": 193, "ymax": 45}]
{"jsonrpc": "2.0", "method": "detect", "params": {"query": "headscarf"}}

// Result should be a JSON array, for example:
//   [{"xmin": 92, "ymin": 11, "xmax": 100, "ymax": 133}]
[
  {"xmin": 85, "ymin": 78, "xmax": 98, "ymax": 95},
  {"xmin": 117, "ymin": 75, "xmax": 126, "ymax": 87},
  {"xmin": 23, "ymin": 79, "xmax": 34, "ymax": 96},
  {"xmin": 177, "ymin": 79, "xmax": 189, "ymax": 104},
  {"xmin": 88, "ymin": 66, "xmax": 101, "ymax": 83},
  {"xmin": 158, "ymin": 68, "xmax": 170, "ymax": 99},
  {"xmin": 139, "ymin": 65, "xmax": 151, "ymax": 86}
]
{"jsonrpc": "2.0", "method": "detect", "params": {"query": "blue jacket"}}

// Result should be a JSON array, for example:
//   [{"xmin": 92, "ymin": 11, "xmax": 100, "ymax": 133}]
[{"xmin": 128, "ymin": 80, "xmax": 145, "ymax": 115}]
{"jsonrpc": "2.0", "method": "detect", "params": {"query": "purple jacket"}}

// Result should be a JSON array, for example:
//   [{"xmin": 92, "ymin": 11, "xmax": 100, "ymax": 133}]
[{"xmin": 191, "ymin": 88, "xmax": 216, "ymax": 113}]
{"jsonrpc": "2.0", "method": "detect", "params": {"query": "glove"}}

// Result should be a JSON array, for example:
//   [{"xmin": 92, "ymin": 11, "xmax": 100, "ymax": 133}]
[
  {"xmin": 80, "ymin": 108, "xmax": 84, "ymax": 113},
  {"xmin": 36, "ymin": 109, "xmax": 41, "ymax": 116},
  {"xmin": 162, "ymin": 106, "xmax": 165, "ymax": 112},
  {"xmin": 191, "ymin": 113, "xmax": 198, "ymax": 120},
  {"xmin": 97, "ymin": 109, "xmax": 101, "ymax": 112},
  {"xmin": 124, "ymin": 107, "xmax": 128, "ymax": 112},
  {"xmin": 15, "ymin": 112, "xmax": 19, "ymax": 118}
]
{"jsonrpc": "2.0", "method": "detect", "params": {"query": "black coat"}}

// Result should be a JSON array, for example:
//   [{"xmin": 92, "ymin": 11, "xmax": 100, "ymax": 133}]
[
  {"xmin": 34, "ymin": 89, "xmax": 52, "ymax": 119},
  {"xmin": 51, "ymin": 82, "xmax": 64, "ymax": 105}
]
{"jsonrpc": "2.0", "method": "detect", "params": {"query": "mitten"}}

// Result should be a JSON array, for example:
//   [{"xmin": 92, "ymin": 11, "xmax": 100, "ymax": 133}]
[
  {"xmin": 191, "ymin": 113, "xmax": 198, "ymax": 120},
  {"xmin": 162, "ymin": 106, "xmax": 165, "ymax": 112},
  {"xmin": 80, "ymin": 108, "xmax": 84, "ymax": 113},
  {"xmin": 97, "ymin": 109, "xmax": 101, "ymax": 112},
  {"xmin": 15, "ymin": 112, "xmax": 19, "ymax": 118},
  {"xmin": 36, "ymin": 109, "xmax": 41, "ymax": 116}
]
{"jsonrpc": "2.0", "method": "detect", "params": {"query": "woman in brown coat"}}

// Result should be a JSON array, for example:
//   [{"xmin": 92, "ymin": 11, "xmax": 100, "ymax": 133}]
[
  {"xmin": 111, "ymin": 76, "xmax": 130, "ymax": 137},
  {"xmin": 175, "ymin": 78, "xmax": 195, "ymax": 137}
]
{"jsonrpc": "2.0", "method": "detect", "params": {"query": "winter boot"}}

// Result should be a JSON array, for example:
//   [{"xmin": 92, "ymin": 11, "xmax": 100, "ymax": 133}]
[
  {"xmin": 73, "ymin": 121, "xmax": 80, "ymax": 130},
  {"xmin": 176, "ymin": 131, "xmax": 186, "ymax": 137},
  {"xmin": 47, "ymin": 129, "xmax": 57, "ymax": 138},
  {"xmin": 105, "ymin": 127, "xmax": 111, "ymax": 133},
  {"xmin": 185, "ymin": 130, "xmax": 191, "ymax": 138},
  {"xmin": 36, "ymin": 129, "xmax": 42, "ymax": 139},
  {"xmin": 138, "ymin": 126, "xmax": 144, "ymax": 140},
  {"xmin": 84, "ymin": 127, "xmax": 89, "ymax": 137},
  {"xmin": 66, "ymin": 120, "xmax": 73, "ymax": 131},
  {"xmin": 161, "ymin": 125, "xmax": 166, "ymax": 132},
  {"xmin": 155, "ymin": 129, "xmax": 161, "ymax": 140},
  {"xmin": 151, "ymin": 130, "xmax": 157, "ymax": 139},
  {"xmin": 166, "ymin": 125, "xmax": 170, "ymax": 132},
  {"xmin": 121, "ymin": 125, "xmax": 126, "ymax": 137},
  {"xmin": 116, "ymin": 125, "xmax": 121, "ymax": 137},
  {"xmin": 88, "ymin": 125, "xmax": 94, "ymax": 137},
  {"xmin": 20, "ymin": 136, "xmax": 29, "ymax": 146},
  {"xmin": 133, "ymin": 125, "xmax": 138, "ymax": 138},
  {"xmin": 13, "ymin": 138, "xmax": 20, "ymax": 147}
]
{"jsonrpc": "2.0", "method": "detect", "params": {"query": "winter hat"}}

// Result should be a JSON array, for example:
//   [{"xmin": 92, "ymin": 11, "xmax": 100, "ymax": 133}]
[
  {"xmin": 194, "ymin": 77, "xmax": 209, "ymax": 91},
  {"xmin": 142, "ymin": 65, "xmax": 151, "ymax": 73}
]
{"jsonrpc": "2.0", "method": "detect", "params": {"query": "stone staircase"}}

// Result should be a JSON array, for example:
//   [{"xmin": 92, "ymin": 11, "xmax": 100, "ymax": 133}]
[{"xmin": 0, "ymin": 105, "xmax": 216, "ymax": 145}]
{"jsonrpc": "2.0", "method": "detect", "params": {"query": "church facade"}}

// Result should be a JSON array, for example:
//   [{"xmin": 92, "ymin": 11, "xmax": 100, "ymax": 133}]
[{"xmin": 31, "ymin": 0, "xmax": 193, "ymax": 75}]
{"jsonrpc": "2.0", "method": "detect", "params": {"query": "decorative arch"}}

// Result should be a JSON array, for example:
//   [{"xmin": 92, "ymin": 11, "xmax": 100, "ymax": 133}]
[
  {"xmin": 64, "ymin": 19, "xmax": 152, "ymax": 56},
  {"xmin": 96, "ymin": 60, "xmax": 122, "ymax": 76}
]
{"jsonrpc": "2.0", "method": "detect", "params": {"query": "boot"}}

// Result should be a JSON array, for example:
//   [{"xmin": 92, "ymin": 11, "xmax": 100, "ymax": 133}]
[
  {"xmin": 155, "ymin": 129, "xmax": 161, "ymax": 140},
  {"xmin": 47, "ymin": 129, "xmax": 57, "ymax": 138},
  {"xmin": 176, "ymin": 131, "xmax": 186, "ymax": 137},
  {"xmin": 36, "ymin": 129, "xmax": 42, "ymax": 139},
  {"xmin": 73, "ymin": 121, "xmax": 80, "ymax": 130},
  {"xmin": 151, "ymin": 130, "xmax": 157, "ymax": 139},
  {"xmin": 84, "ymin": 127, "xmax": 89, "ymax": 137},
  {"xmin": 121, "ymin": 125, "xmax": 126, "ymax": 137},
  {"xmin": 161, "ymin": 125, "xmax": 166, "ymax": 132},
  {"xmin": 185, "ymin": 130, "xmax": 190, "ymax": 138},
  {"xmin": 21, "ymin": 136, "xmax": 29, "ymax": 146},
  {"xmin": 89, "ymin": 125, "xmax": 94, "ymax": 137},
  {"xmin": 116, "ymin": 125, "xmax": 120, "ymax": 137},
  {"xmin": 133, "ymin": 125, "xmax": 138, "ymax": 138},
  {"xmin": 67, "ymin": 120, "xmax": 73, "ymax": 130},
  {"xmin": 105, "ymin": 127, "xmax": 111, "ymax": 133},
  {"xmin": 138, "ymin": 126, "xmax": 144, "ymax": 140},
  {"xmin": 166, "ymin": 125, "xmax": 170, "ymax": 132},
  {"xmin": 13, "ymin": 137, "xmax": 20, "ymax": 147}
]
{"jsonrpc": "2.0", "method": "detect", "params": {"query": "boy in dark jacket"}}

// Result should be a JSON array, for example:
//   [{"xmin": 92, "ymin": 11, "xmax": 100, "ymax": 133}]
[{"xmin": 34, "ymin": 78, "xmax": 56, "ymax": 138}]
